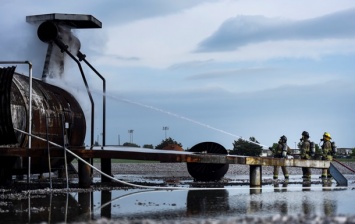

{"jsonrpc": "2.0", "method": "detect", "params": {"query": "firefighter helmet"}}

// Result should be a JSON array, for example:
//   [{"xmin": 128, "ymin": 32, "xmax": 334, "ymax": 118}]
[
  {"xmin": 323, "ymin": 132, "xmax": 331, "ymax": 139},
  {"xmin": 280, "ymin": 135, "xmax": 287, "ymax": 143},
  {"xmin": 302, "ymin": 131, "xmax": 309, "ymax": 138}
]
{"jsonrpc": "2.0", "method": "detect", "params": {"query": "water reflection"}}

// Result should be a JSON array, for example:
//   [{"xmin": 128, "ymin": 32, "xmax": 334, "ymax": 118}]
[
  {"xmin": 0, "ymin": 192, "xmax": 88, "ymax": 223},
  {"xmin": 302, "ymin": 180, "xmax": 311, "ymax": 191},
  {"xmin": 273, "ymin": 182, "xmax": 288, "ymax": 193},
  {"xmin": 273, "ymin": 183, "xmax": 288, "ymax": 215},
  {"xmin": 186, "ymin": 189, "xmax": 229, "ymax": 216},
  {"xmin": 77, "ymin": 192, "xmax": 93, "ymax": 222},
  {"xmin": 101, "ymin": 190, "xmax": 112, "ymax": 219},
  {"xmin": 0, "ymin": 183, "xmax": 349, "ymax": 223}
]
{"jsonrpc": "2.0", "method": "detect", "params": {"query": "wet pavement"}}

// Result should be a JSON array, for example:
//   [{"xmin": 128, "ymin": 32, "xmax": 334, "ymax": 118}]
[
  {"xmin": 0, "ymin": 163, "xmax": 355, "ymax": 223},
  {"xmin": 0, "ymin": 175, "xmax": 355, "ymax": 223}
]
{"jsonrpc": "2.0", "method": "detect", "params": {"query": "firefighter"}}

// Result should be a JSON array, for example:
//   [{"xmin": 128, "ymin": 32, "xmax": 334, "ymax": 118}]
[
  {"xmin": 273, "ymin": 135, "xmax": 290, "ymax": 180},
  {"xmin": 320, "ymin": 132, "xmax": 337, "ymax": 179},
  {"xmin": 300, "ymin": 131, "xmax": 314, "ymax": 180}
]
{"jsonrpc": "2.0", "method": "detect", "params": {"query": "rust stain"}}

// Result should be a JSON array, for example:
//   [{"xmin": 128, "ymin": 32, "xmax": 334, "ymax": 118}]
[
  {"xmin": 0, "ymin": 70, "xmax": 86, "ymax": 148},
  {"xmin": 0, "ymin": 146, "xmax": 330, "ymax": 168}
]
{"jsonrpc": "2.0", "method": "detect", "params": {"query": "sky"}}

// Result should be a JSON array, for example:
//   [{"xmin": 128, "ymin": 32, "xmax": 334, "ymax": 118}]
[{"xmin": 1, "ymin": 0, "xmax": 355, "ymax": 150}]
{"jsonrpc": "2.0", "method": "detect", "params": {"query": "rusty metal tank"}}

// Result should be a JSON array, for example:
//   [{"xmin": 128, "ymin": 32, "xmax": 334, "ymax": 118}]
[
  {"xmin": 0, "ymin": 66, "xmax": 86, "ymax": 179},
  {"xmin": 0, "ymin": 66, "xmax": 86, "ymax": 148}
]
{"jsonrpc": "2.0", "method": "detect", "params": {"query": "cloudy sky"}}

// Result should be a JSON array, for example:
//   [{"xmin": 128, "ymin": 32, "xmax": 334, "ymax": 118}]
[{"xmin": 1, "ymin": 0, "xmax": 355, "ymax": 149}]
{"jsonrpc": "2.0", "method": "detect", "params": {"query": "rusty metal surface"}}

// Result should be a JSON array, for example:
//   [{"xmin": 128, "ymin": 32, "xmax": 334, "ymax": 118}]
[
  {"xmin": 8, "ymin": 73, "xmax": 86, "ymax": 148},
  {"xmin": 243, "ymin": 156, "xmax": 330, "ymax": 168}
]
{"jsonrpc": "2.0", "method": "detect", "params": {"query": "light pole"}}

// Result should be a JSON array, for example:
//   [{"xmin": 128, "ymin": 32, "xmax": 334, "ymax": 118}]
[
  {"xmin": 118, "ymin": 134, "xmax": 120, "ymax": 146},
  {"xmin": 163, "ymin": 126, "xmax": 169, "ymax": 139},
  {"xmin": 128, "ymin": 130, "xmax": 134, "ymax": 143}
]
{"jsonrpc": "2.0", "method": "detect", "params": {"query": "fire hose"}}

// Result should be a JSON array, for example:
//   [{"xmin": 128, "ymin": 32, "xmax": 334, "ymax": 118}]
[{"xmin": 333, "ymin": 158, "xmax": 355, "ymax": 173}]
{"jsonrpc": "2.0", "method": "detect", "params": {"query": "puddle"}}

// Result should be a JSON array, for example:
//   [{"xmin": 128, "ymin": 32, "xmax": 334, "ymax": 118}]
[{"xmin": 0, "ymin": 174, "xmax": 354, "ymax": 223}]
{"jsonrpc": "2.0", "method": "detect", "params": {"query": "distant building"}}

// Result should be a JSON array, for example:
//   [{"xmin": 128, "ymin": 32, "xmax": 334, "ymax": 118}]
[
  {"xmin": 264, "ymin": 147, "xmax": 353, "ymax": 158},
  {"xmin": 337, "ymin": 148, "xmax": 352, "ymax": 156}
]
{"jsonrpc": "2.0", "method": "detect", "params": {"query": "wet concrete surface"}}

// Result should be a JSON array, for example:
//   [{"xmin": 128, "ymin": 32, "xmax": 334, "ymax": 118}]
[{"xmin": 1, "ymin": 162, "xmax": 355, "ymax": 223}]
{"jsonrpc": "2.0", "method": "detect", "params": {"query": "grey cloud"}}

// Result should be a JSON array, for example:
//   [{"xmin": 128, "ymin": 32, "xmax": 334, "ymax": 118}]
[
  {"xmin": 197, "ymin": 8, "xmax": 355, "ymax": 52},
  {"xmin": 113, "ymin": 55, "xmax": 140, "ymax": 61},
  {"xmin": 187, "ymin": 67, "xmax": 277, "ymax": 80},
  {"xmin": 168, "ymin": 59, "xmax": 215, "ymax": 70},
  {"xmin": 90, "ymin": 0, "xmax": 217, "ymax": 25}
]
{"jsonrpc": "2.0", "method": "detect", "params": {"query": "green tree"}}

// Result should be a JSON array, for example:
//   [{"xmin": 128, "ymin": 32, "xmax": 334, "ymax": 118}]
[
  {"xmin": 269, "ymin": 143, "xmax": 278, "ymax": 155},
  {"xmin": 143, "ymin": 144, "xmax": 154, "ymax": 149},
  {"xmin": 350, "ymin": 148, "xmax": 355, "ymax": 157},
  {"xmin": 155, "ymin": 137, "xmax": 182, "ymax": 149},
  {"xmin": 315, "ymin": 143, "xmax": 321, "ymax": 155},
  {"xmin": 231, "ymin": 137, "xmax": 263, "ymax": 156},
  {"xmin": 122, "ymin": 142, "xmax": 140, "ymax": 148}
]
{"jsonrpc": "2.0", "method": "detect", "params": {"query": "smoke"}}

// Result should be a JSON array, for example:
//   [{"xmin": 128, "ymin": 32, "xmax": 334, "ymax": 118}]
[
  {"xmin": 43, "ymin": 27, "xmax": 94, "ymax": 145},
  {"xmin": 42, "ymin": 24, "xmax": 82, "ymax": 81},
  {"xmin": 0, "ymin": 16, "xmax": 47, "ymax": 77}
]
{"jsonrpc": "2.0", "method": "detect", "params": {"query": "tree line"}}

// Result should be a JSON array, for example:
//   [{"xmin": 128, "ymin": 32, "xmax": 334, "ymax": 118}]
[
  {"xmin": 94, "ymin": 137, "xmax": 182, "ymax": 149},
  {"xmin": 94, "ymin": 136, "xmax": 355, "ymax": 157}
]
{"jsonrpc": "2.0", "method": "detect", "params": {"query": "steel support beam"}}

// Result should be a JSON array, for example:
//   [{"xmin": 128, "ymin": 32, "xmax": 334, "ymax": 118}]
[
  {"xmin": 78, "ymin": 158, "xmax": 92, "ymax": 188},
  {"xmin": 101, "ymin": 158, "xmax": 112, "ymax": 182},
  {"xmin": 250, "ymin": 165, "xmax": 262, "ymax": 187}
]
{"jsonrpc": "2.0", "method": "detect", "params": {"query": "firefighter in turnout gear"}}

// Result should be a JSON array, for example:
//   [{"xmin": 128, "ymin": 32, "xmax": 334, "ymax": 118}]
[
  {"xmin": 273, "ymin": 135, "xmax": 291, "ymax": 180},
  {"xmin": 320, "ymin": 132, "xmax": 337, "ymax": 179},
  {"xmin": 300, "ymin": 131, "xmax": 314, "ymax": 180}
]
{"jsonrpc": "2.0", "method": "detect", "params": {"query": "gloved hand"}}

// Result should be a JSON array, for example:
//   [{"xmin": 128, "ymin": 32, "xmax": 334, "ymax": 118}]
[{"xmin": 281, "ymin": 151, "xmax": 287, "ymax": 158}]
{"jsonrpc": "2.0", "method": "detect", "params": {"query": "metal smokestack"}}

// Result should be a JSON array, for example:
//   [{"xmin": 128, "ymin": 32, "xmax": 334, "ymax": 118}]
[
  {"xmin": 37, "ymin": 21, "xmax": 81, "ymax": 80},
  {"xmin": 37, "ymin": 21, "xmax": 59, "ymax": 42},
  {"xmin": 26, "ymin": 13, "xmax": 102, "ymax": 81}
]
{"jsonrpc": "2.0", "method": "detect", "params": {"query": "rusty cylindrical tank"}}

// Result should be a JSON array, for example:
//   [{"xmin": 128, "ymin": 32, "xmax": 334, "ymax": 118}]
[{"xmin": 0, "ymin": 66, "xmax": 86, "ymax": 177}]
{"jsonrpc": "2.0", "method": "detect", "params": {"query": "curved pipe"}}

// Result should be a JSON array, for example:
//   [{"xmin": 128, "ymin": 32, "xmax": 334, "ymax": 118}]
[
  {"xmin": 77, "ymin": 51, "xmax": 106, "ymax": 148},
  {"xmin": 37, "ymin": 22, "xmax": 95, "ymax": 148},
  {"xmin": 57, "ymin": 43, "xmax": 95, "ymax": 148}
]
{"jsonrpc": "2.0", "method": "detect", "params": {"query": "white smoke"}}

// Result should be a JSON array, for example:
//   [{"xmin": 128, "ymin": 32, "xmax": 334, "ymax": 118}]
[
  {"xmin": 44, "ymin": 27, "xmax": 95, "ymax": 146},
  {"xmin": 0, "ymin": 17, "xmax": 46, "ymax": 77}
]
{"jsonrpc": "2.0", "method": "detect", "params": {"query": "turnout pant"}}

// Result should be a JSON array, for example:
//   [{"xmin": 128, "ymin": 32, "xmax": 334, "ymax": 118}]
[{"xmin": 273, "ymin": 166, "xmax": 289, "ymax": 179}]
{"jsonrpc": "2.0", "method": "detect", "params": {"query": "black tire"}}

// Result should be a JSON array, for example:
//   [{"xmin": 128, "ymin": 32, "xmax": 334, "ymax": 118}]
[{"xmin": 187, "ymin": 142, "xmax": 229, "ymax": 181}]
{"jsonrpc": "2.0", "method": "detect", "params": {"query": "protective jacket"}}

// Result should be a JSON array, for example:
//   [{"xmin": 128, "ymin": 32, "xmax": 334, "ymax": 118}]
[
  {"xmin": 274, "ymin": 142, "xmax": 291, "ymax": 158},
  {"xmin": 321, "ymin": 140, "xmax": 333, "ymax": 161},
  {"xmin": 300, "ymin": 140, "xmax": 311, "ymax": 159}
]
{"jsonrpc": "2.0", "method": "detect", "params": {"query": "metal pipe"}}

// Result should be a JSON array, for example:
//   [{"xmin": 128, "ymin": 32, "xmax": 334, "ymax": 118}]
[
  {"xmin": 52, "ymin": 39, "xmax": 95, "ymax": 148},
  {"xmin": 333, "ymin": 158, "xmax": 355, "ymax": 173},
  {"xmin": 52, "ymin": 39, "xmax": 95, "ymax": 177},
  {"xmin": 77, "ymin": 51, "xmax": 106, "ymax": 148},
  {"xmin": 0, "ymin": 61, "xmax": 32, "ymax": 184},
  {"xmin": 36, "ymin": 21, "xmax": 95, "ymax": 148},
  {"xmin": 61, "ymin": 113, "xmax": 69, "ymax": 189},
  {"xmin": 45, "ymin": 114, "xmax": 52, "ymax": 189},
  {"xmin": 28, "ymin": 192, "xmax": 31, "ymax": 222}
]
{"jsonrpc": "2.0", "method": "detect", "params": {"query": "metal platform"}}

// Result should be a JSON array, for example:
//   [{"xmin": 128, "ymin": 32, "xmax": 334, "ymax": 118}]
[
  {"xmin": 26, "ymin": 13, "xmax": 102, "ymax": 28},
  {"xmin": 0, "ymin": 146, "xmax": 333, "ymax": 187},
  {"xmin": 0, "ymin": 145, "xmax": 332, "ymax": 187},
  {"xmin": 0, "ymin": 146, "xmax": 330, "ymax": 168}
]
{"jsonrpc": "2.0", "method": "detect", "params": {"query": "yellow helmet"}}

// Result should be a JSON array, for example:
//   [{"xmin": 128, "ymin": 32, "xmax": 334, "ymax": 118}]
[{"xmin": 323, "ymin": 132, "xmax": 331, "ymax": 139}]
